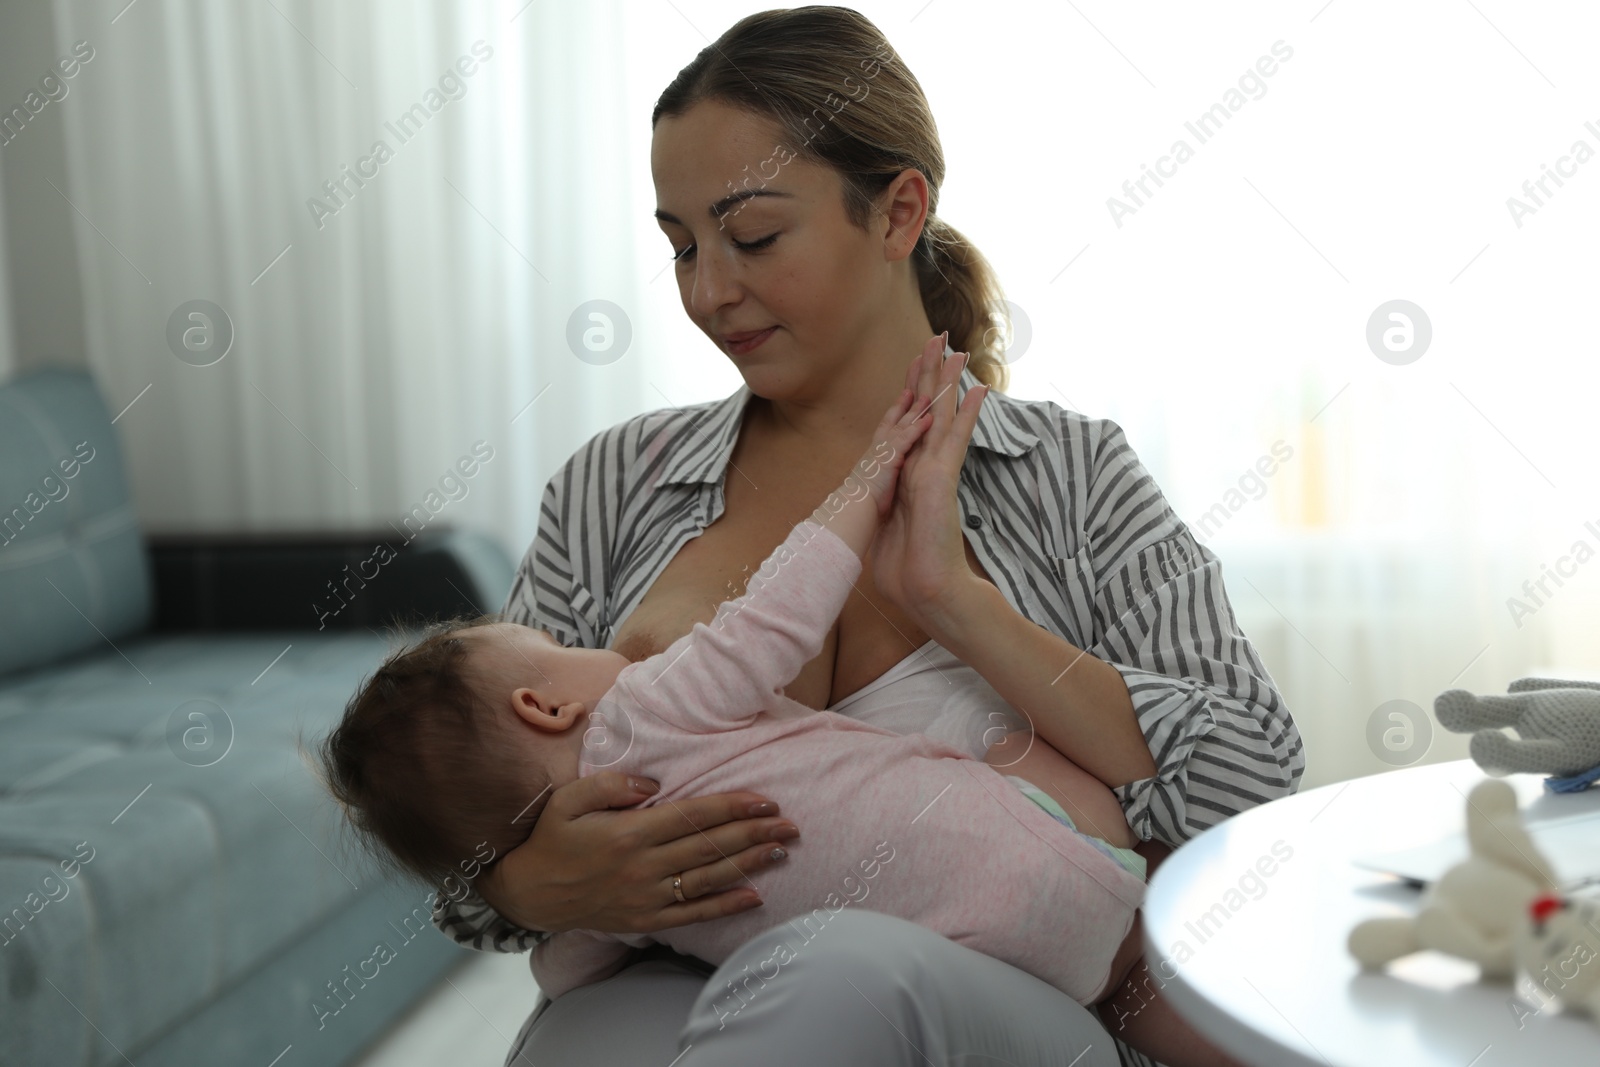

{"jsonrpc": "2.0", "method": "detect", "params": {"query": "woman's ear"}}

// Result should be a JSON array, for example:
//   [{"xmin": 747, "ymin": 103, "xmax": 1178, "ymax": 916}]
[
  {"xmin": 511, "ymin": 688, "xmax": 585, "ymax": 732},
  {"xmin": 880, "ymin": 167, "xmax": 930, "ymax": 262}
]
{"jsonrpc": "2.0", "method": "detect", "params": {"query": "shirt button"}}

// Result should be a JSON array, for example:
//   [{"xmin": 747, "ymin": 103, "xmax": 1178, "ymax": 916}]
[{"xmin": 965, "ymin": 514, "xmax": 983, "ymax": 529}]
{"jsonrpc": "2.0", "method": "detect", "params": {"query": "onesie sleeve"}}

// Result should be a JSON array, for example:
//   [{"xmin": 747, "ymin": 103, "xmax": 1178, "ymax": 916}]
[
  {"xmin": 615, "ymin": 519, "xmax": 861, "ymax": 733},
  {"xmin": 1075, "ymin": 418, "xmax": 1305, "ymax": 849}
]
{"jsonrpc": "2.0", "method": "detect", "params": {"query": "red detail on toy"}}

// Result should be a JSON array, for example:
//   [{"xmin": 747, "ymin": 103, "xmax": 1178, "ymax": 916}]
[{"xmin": 1529, "ymin": 894, "xmax": 1564, "ymax": 923}]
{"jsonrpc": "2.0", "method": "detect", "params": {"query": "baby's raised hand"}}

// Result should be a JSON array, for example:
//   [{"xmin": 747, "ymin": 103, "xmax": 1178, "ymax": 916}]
[{"xmin": 851, "ymin": 356, "xmax": 937, "ymax": 520}]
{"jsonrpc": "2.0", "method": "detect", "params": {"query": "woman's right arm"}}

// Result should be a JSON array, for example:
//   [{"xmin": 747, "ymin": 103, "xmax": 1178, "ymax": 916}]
[{"xmin": 428, "ymin": 431, "xmax": 799, "ymax": 951}]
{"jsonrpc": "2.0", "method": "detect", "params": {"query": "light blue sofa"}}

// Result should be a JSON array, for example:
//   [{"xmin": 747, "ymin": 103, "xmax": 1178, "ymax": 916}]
[{"xmin": 0, "ymin": 368, "xmax": 514, "ymax": 1067}]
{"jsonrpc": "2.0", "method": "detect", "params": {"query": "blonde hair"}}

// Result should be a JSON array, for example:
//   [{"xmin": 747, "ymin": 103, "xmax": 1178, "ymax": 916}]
[{"xmin": 653, "ymin": 5, "xmax": 1011, "ymax": 392}]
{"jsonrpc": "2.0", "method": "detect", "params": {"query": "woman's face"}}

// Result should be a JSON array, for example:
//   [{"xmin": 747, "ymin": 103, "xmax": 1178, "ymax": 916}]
[{"xmin": 651, "ymin": 98, "xmax": 909, "ymax": 400}]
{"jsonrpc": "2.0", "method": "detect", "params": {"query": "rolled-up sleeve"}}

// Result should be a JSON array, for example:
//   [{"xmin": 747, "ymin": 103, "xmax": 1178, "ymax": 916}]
[
  {"xmin": 1081, "ymin": 421, "xmax": 1304, "ymax": 849},
  {"xmin": 432, "ymin": 885, "xmax": 546, "ymax": 953}
]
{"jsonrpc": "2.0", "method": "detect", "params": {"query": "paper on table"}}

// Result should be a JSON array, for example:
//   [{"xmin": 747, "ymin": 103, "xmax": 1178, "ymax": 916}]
[{"xmin": 1353, "ymin": 807, "xmax": 1600, "ymax": 894}]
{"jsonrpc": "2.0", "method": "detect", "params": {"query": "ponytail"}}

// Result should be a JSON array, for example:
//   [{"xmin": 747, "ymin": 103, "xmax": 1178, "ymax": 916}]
[{"xmin": 916, "ymin": 215, "xmax": 1010, "ymax": 392}]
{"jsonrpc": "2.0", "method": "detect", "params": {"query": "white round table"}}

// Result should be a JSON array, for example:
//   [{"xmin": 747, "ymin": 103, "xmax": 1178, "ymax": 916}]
[{"xmin": 1141, "ymin": 759, "xmax": 1600, "ymax": 1065}]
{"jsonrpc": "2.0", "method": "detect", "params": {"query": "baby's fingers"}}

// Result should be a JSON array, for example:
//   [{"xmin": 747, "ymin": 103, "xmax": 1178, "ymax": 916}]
[
  {"xmin": 880, "ymin": 409, "xmax": 932, "ymax": 466},
  {"xmin": 883, "ymin": 387, "xmax": 913, "ymax": 425}
]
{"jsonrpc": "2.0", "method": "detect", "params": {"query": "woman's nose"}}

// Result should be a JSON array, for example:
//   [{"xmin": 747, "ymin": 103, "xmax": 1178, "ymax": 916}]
[{"xmin": 689, "ymin": 246, "xmax": 739, "ymax": 318}]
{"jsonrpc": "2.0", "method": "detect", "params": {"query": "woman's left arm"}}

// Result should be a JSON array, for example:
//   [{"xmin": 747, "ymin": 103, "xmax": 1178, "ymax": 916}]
[
  {"xmin": 1063, "ymin": 418, "xmax": 1304, "ymax": 849},
  {"xmin": 926, "ymin": 483, "xmax": 1305, "ymax": 850},
  {"xmin": 876, "ymin": 351, "xmax": 1303, "ymax": 850}
]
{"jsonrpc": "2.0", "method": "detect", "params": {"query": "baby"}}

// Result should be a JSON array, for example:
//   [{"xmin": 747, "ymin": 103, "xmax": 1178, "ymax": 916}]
[{"xmin": 320, "ymin": 372, "xmax": 1232, "ymax": 1066}]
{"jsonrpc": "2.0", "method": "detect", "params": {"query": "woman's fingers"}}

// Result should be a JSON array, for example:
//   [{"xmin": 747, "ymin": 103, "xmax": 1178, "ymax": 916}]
[
  {"xmin": 669, "ymin": 816, "xmax": 796, "ymax": 876},
  {"xmin": 544, "ymin": 769, "xmax": 664, "ymax": 819},
  {"xmin": 653, "ymin": 850, "xmax": 779, "ymax": 926},
  {"xmin": 670, "ymin": 835, "xmax": 793, "ymax": 904},
  {"xmin": 923, "ymin": 373, "xmax": 986, "ymax": 469},
  {"xmin": 626, "ymin": 787, "xmax": 786, "ymax": 841},
  {"xmin": 642, "ymin": 792, "xmax": 798, "ymax": 872},
  {"xmin": 952, "ymin": 379, "xmax": 988, "ymax": 452},
  {"xmin": 649, "ymin": 806, "xmax": 799, "ymax": 925},
  {"xmin": 661, "ymin": 795, "xmax": 796, "ymax": 844}
]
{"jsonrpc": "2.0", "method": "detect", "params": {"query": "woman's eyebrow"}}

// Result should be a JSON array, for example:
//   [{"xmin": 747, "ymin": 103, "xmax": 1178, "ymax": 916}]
[{"xmin": 654, "ymin": 188, "xmax": 795, "ymax": 226}]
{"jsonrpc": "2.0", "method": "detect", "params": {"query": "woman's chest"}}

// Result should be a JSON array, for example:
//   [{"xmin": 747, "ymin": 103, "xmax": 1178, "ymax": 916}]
[{"xmin": 607, "ymin": 490, "xmax": 993, "ymax": 710}]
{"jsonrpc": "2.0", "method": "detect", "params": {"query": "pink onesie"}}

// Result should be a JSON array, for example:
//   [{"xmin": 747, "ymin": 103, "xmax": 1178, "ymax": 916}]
[{"xmin": 529, "ymin": 519, "xmax": 1146, "ymax": 1005}]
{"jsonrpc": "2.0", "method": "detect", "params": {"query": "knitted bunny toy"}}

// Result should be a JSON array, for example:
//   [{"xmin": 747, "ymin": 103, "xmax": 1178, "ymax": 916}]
[
  {"xmin": 1348, "ymin": 778, "xmax": 1557, "ymax": 978},
  {"xmin": 1435, "ymin": 677, "xmax": 1600, "ymax": 792}
]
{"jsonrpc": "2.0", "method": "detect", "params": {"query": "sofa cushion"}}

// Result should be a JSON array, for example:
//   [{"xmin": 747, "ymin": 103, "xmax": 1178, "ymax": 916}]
[
  {"xmin": 0, "ymin": 368, "xmax": 151, "ymax": 678},
  {"xmin": 0, "ymin": 631, "xmax": 399, "ymax": 1064}
]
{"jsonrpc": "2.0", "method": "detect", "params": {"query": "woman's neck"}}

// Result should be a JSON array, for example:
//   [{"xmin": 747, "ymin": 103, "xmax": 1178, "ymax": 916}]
[{"xmin": 748, "ymin": 314, "xmax": 937, "ymax": 450}]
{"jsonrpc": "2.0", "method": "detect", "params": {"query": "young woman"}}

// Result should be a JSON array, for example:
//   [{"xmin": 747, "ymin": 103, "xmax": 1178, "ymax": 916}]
[{"xmin": 430, "ymin": 8, "xmax": 1302, "ymax": 1066}]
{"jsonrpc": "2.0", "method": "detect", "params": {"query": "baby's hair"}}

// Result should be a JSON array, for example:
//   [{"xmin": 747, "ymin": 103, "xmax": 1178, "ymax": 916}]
[{"xmin": 316, "ymin": 612, "xmax": 552, "ymax": 888}]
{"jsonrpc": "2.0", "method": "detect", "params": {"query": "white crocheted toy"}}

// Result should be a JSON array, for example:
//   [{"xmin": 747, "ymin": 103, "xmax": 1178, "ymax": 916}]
[{"xmin": 1348, "ymin": 779, "xmax": 1556, "ymax": 978}]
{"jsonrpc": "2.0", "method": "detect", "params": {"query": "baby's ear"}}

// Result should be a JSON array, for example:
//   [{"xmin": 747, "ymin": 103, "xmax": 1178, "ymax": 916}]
[
  {"xmin": 510, "ymin": 687, "xmax": 580, "ymax": 732},
  {"xmin": 509, "ymin": 686, "xmax": 546, "ymax": 724}
]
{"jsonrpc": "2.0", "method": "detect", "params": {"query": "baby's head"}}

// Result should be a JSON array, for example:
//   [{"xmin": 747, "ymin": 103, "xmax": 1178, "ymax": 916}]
[{"xmin": 316, "ymin": 615, "xmax": 628, "ymax": 887}]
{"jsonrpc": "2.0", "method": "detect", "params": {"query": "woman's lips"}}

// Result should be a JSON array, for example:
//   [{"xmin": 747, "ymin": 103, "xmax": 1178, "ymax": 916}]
[{"xmin": 723, "ymin": 326, "xmax": 776, "ymax": 355}]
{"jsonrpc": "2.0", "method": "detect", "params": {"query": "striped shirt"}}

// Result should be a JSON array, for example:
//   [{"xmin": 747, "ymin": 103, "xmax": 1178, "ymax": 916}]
[{"xmin": 430, "ymin": 366, "xmax": 1305, "ymax": 954}]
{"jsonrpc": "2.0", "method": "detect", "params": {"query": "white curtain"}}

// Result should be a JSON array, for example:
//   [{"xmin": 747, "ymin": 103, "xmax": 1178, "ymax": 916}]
[
  {"xmin": 0, "ymin": 146, "xmax": 14, "ymax": 382},
  {"xmin": 46, "ymin": 0, "xmax": 1600, "ymax": 790},
  {"xmin": 52, "ymin": 0, "xmax": 665, "ymax": 556}
]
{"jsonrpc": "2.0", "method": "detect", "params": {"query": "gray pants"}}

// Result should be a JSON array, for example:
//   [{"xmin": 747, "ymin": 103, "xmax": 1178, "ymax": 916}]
[{"xmin": 505, "ymin": 909, "xmax": 1148, "ymax": 1066}]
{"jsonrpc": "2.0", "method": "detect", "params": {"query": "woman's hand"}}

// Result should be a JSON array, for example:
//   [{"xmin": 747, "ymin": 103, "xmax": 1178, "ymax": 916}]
[
  {"xmin": 475, "ymin": 771, "xmax": 799, "ymax": 935},
  {"xmin": 870, "ymin": 333, "xmax": 989, "ymax": 625}
]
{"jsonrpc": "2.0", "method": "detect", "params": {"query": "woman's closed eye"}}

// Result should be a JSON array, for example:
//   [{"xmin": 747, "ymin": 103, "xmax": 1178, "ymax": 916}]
[{"xmin": 671, "ymin": 232, "xmax": 779, "ymax": 262}]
